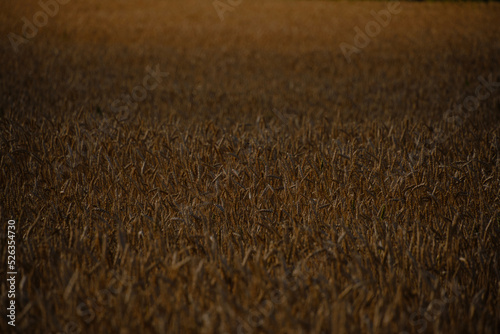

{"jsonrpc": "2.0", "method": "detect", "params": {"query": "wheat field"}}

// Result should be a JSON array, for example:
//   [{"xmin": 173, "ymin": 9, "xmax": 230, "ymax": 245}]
[{"xmin": 1, "ymin": 0, "xmax": 499, "ymax": 333}]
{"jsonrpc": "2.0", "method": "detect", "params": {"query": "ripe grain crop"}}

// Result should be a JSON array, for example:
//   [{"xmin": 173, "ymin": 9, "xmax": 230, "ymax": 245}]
[{"xmin": 1, "ymin": 1, "xmax": 499, "ymax": 333}]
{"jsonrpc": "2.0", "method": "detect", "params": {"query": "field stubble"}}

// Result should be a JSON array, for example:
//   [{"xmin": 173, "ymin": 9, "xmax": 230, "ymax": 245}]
[{"xmin": 0, "ymin": 0, "xmax": 499, "ymax": 333}]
